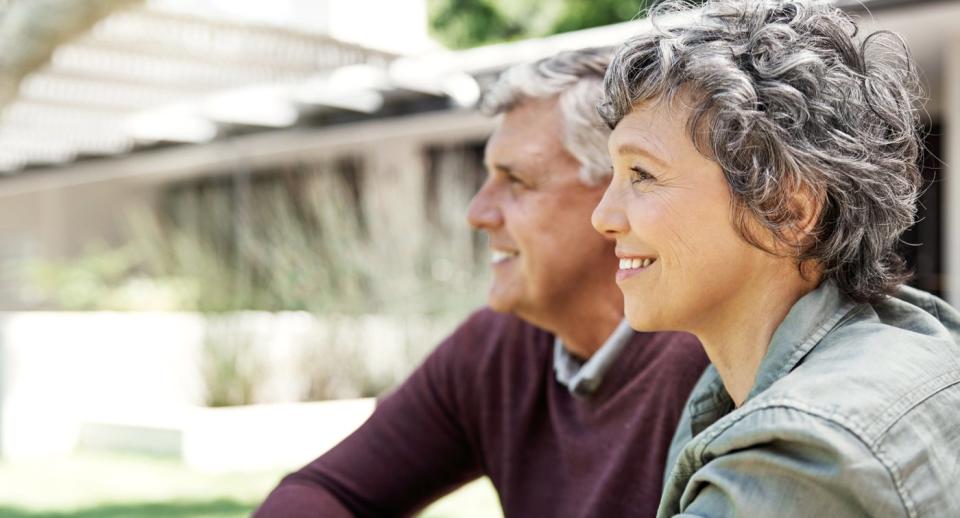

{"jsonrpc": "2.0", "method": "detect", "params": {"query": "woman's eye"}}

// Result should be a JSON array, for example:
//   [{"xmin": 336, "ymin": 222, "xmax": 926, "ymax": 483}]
[{"xmin": 630, "ymin": 166, "xmax": 655, "ymax": 184}]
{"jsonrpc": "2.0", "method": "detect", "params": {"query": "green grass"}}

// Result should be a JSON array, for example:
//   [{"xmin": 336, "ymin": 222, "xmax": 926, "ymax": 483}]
[
  {"xmin": 0, "ymin": 453, "xmax": 501, "ymax": 518},
  {"xmin": 420, "ymin": 479, "xmax": 502, "ymax": 518},
  {"xmin": 0, "ymin": 501, "xmax": 250, "ymax": 518}
]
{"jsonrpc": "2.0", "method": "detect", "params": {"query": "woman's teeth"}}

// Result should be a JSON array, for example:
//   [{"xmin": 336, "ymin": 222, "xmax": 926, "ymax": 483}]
[{"xmin": 619, "ymin": 258, "xmax": 655, "ymax": 270}]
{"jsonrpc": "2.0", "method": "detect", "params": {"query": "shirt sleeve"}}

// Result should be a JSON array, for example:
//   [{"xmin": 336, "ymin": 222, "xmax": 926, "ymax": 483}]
[
  {"xmin": 672, "ymin": 408, "xmax": 909, "ymax": 518},
  {"xmin": 254, "ymin": 317, "xmax": 487, "ymax": 517}
]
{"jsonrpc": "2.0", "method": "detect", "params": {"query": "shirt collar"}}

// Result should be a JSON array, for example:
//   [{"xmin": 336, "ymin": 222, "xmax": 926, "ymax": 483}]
[
  {"xmin": 686, "ymin": 281, "xmax": 857, "ymax": 435},
  {"xmin": 553, "ymin": 319, "xmax": 635, "ymax": 398},
  {"xmin": 747, "ymin": 281, "xmax": 857, "ymax": 401}
]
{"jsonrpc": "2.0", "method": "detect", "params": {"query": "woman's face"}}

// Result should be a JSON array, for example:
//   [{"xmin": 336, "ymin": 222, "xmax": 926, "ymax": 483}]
[{"xmin": 592, "ymin": 98, "xmax": 781, "ymax": 333}]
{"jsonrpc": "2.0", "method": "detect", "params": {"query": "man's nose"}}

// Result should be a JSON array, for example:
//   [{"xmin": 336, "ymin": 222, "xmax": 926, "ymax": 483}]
[{"xmin": 466, "ymin": 179, "xmax": 503, "ymax": 230}]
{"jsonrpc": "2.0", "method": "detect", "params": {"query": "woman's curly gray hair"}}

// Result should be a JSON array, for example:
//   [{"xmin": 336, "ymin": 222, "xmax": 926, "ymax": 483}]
[
  {"xmin": 601, "ymin": 0, "xmax": 923, "ymax": 303},
  {"xmin": 480, "ymin": 47, "xmax": 613, "ymax": 186}
]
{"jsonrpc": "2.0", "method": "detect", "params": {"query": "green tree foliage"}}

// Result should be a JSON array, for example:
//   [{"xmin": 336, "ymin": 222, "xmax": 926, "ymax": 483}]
[
  {"xmin": 428, "ymin": 0, "xmax": 652, "ymax": 48},
  {"xmin": 428, "ymin": 0, "xmax": 527, "ymax": 49},
  {"xmin": 0, "ymin": 0, "xmax": 141, "ymax": 107},
  {"xmin": 551, "ymin": 0, "xmax": 650, "ymax": 34}
]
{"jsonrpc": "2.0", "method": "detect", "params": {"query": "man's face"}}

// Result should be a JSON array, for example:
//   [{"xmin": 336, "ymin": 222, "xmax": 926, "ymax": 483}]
[{"xmin": 467, "ymin": 97, "xmax": 617, "ymax": 324}]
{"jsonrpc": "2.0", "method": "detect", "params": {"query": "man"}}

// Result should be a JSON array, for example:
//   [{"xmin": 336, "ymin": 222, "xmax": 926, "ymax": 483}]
[{"xmin": 255, "ymin": 48, "xmax": 708, "ymax": 518}]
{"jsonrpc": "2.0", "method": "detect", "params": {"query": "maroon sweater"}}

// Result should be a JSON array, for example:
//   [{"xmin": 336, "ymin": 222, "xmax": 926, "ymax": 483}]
[{"xmin": 255, "ymin": 309, "xmax": 708, "ymax": 517}]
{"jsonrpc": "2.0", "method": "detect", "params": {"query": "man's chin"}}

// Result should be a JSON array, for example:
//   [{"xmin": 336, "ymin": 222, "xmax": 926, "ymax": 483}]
[
  {"xmin": 486, "ymin": 284, "xmax": 521, "ymax": 314},
  {"xmin": 486, "ymin": 296, "xmax": 515, "ymax": 314}
]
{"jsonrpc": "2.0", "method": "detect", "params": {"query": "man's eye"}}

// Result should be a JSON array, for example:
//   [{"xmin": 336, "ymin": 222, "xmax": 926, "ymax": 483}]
[
  {"xmin": 507, "ymin": 174, "xmax": 528, "ymax": 188},
  {"xmin": 630, "ymin": 166, "xmax": 655, "ymax": 184}
]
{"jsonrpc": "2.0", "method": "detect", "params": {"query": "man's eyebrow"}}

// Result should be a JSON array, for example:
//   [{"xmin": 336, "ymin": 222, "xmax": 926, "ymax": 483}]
[
  {"xmin": 486, "ymin": 161, "xmax": 513, "ymax": 174},
  {"xmin": 616, "ymin": 143, "xmax": 669, "ymax": 167}
]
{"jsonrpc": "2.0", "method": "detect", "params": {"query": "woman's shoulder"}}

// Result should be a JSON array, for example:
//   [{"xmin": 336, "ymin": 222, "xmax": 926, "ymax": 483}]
[
  {"xmin": 706, "ymin": 370, "xmax": 960, "ymax": 516},
  {"xmin": 757, "ymin": 303, "xmax": 960, "ymax": 438}
]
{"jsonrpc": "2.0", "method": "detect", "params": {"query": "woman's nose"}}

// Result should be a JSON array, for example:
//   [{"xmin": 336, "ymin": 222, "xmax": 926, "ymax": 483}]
[{"xmin": 592, "ymin": 185, "xmax": 629, "ymax": 238}]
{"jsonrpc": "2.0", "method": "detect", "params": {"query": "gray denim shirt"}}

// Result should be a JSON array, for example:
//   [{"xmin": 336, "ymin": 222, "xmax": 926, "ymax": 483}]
[{"xmin": 660, "ymin": 282, "xmax": 960, "ymax": 517}]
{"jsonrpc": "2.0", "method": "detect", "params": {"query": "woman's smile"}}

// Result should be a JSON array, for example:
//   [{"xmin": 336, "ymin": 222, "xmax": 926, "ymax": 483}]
[{"xmin": 616, "ymin": 255, "xmax": 658, "ymax": 282}]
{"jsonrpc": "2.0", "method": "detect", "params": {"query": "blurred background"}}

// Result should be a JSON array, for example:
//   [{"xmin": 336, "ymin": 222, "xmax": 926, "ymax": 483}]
[{"xmin": 0, "ymin": 0, "xmax": 955, "ymax": 516}]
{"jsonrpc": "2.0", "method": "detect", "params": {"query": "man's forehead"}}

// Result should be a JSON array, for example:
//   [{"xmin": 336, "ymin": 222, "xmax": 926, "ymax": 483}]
[
  {"xmin": 484, "ymin": 101, "xmax": 565, "ymax": 167},
  {"xmin": 484, "ymin": 126, "xmax": 559, "ymax": 172},
  {"xmin": 499, "ymin": 96, "xmax": 561, "ymax": 130}
]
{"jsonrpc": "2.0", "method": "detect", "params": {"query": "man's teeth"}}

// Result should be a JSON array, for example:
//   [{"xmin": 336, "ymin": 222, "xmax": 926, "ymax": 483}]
[
  {"xmin": 491, "ymin": 250, "xmax": 519, "ymax": 264},
  {"xmin": 619, "ymin": 258, "xmax": 655, "ymax": 270}
]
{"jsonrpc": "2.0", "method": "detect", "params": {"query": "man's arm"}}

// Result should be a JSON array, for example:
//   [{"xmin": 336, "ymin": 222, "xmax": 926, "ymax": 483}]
[{"xmin": 254, "ymin": 318, "xmax": 487, "ymax": 517}]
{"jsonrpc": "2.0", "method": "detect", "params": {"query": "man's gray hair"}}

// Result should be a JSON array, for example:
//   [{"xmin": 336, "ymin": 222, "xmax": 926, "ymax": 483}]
[
  {"xmin": 480, "ymin": 47, "xmax": 613, "ymax": 186},
  {"xmin": 601, "ymin": 0, "xmax": 923, "ymax": 303}
]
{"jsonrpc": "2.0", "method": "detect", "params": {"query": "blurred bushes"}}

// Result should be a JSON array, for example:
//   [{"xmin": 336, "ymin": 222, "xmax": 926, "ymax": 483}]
[
  {"xmin": 28, "ymin": 149, "xmax": 489, "ymax": 404},
  {"xmin": 31, "ymin": 151, "xmax": 488, "ymax": 317}
]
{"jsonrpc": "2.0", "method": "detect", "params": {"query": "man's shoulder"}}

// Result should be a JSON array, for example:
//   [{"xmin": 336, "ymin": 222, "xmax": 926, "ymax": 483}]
[
  {"xmin": 458, "ymin": 307, "xmax": 524, "ymax": 332},
  {"xmin": 449, "ymin": 307, "xmax": 544, "ymax": 344},
  {"xmin": 433, "ymin": 307, "xmax": 552, "ymax": 367}
]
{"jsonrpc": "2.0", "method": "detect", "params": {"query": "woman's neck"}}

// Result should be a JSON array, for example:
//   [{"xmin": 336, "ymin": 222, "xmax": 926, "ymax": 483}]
[{"xmin": 694, "ymin": 269, "xmax": 819, "ymax": 407}]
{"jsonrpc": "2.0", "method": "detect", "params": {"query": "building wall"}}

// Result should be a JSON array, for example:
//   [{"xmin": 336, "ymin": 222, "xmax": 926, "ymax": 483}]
[
  {"xmin": 0, "ymin": 110, "xmax": 495, "ymax": 310},
  {"xmin": 0, "ymin": 177, "xmax": 158, "ymax": 309}
]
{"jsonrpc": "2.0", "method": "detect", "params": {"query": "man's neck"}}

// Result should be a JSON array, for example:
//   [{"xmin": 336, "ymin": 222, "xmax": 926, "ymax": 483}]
[{"xmin": 551, "ymin": 298, "xmax": 624, "ymax": 360}]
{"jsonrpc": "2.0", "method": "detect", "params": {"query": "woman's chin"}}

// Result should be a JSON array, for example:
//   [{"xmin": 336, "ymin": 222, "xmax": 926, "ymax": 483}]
[{"xmin": 624, "ymin": 302, "xmax": 665, "ymax": 332}]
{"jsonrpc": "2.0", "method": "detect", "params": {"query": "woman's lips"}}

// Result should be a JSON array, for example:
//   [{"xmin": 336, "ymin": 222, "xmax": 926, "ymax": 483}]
[{"xmin": 616, "ymin": 256, "xmax": 657, "ymax": 282}]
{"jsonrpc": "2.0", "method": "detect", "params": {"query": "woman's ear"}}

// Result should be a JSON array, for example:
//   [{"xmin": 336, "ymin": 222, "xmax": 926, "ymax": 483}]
[
  {"xmin": 779, "ymin": 180, "xmax": 825, "ymax": 284},
  {"xmin": 783, "ymin": 180, "xmax": 823, "ymax": 250}
]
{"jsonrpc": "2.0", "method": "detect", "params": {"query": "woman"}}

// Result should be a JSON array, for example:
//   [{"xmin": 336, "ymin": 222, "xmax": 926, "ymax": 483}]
[{"xmin": 591, "ymin": 0, "xmax": 960, "ymax": 516}]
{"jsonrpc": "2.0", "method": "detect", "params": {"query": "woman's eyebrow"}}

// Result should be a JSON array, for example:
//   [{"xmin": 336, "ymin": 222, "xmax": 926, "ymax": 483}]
[{"xmin": 615, "ymin": 143, "xmax": 669, "ymax": 168}]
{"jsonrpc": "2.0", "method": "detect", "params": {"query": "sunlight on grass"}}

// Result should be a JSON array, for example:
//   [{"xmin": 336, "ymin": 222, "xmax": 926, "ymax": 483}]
[{"xmin": 420, "ymin": 478, "xmax": 503, "ymax": 518}]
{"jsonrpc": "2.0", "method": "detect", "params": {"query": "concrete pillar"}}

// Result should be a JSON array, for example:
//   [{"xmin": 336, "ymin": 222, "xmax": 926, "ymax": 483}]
[
  {"xmin": 361, "ymin": 138, "xmax": 428, "ymax": 308},
  {"xmin": 945, "ymin": 39, "xmax": 960, "ymax": 308}
]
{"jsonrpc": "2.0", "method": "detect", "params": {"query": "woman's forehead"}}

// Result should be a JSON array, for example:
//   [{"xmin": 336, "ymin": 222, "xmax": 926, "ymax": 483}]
[{"xmin": 609, "ymin": 101, "xmax": 687, "ymax": 160}]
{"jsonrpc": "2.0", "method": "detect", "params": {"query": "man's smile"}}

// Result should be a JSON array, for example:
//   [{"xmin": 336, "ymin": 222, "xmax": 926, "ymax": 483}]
[{"xmin": 491, "ymin": 249, "xmax": 520, "ymax": 265}]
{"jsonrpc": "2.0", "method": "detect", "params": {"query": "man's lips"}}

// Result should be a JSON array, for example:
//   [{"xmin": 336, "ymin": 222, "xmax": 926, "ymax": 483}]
[{"xmin": 491, "ymin": 249, "xmax": 519, "ymax": 264}]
